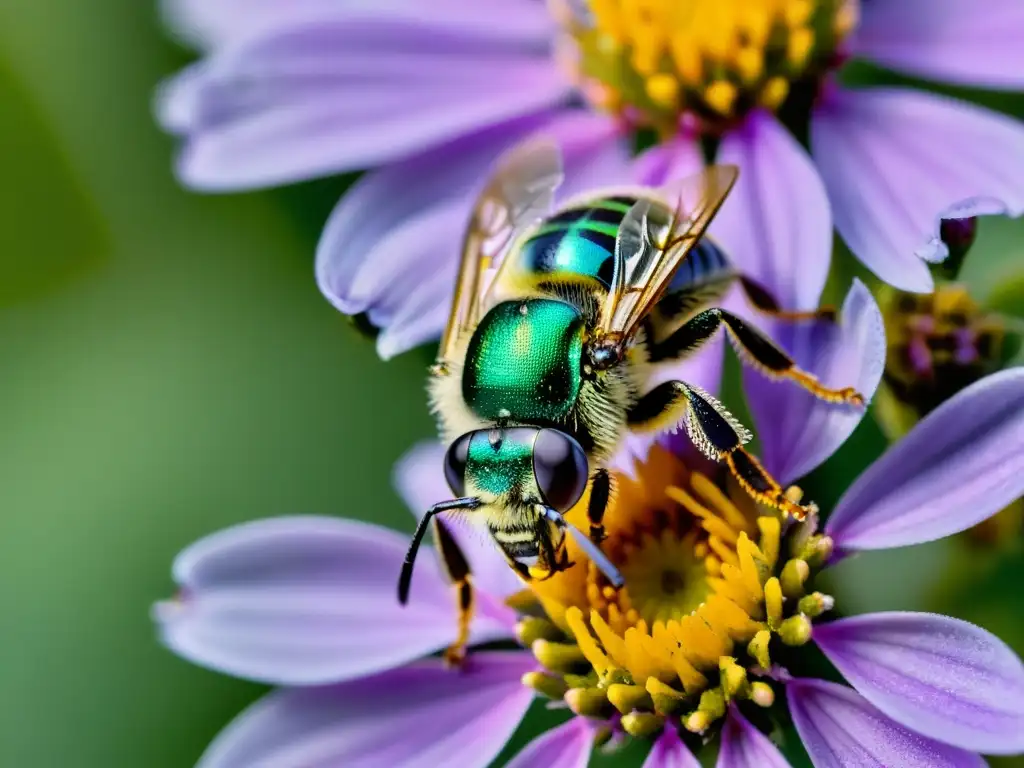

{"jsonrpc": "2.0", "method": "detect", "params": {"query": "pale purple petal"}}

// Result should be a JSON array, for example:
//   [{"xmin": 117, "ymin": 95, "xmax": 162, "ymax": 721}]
[
  {"xmin": 716, "ymin": 707, "xmax": 789, "ymax": 768},
  {"xmin": 815, "ymin": 612, "xmax": 1024, "ymax": 754},
  {"xmin": 715, "ymin": 110, "xmax": 831, "ymax": 311},
  {"xmin": 826, "ymin": 367, "xmax": 1024, "ymax": 550},
  {"xmin": 631, "ymin": 137, "xmax": 704, "ymax": 187},
  {"xmin": 643, "ymin": 727, "xmax": 700, "ymax": 768},
  {"xmin": 317, "ymin": 110, "xmax": 631, "ymax": 359},
  {"xmin": 154, "ymin": 517, "xmax": 513, "ymax": 685},
  {"xmin": 788, "ymin": 679, "xmax": 985, "ymax": 768},
  {"xmin": 155, "ymin": 62, "xmax": 207, "ymax": 134},
  {"xmin": 168, "ymin": 14, "xmax": 569, "ymax": 190},
  {"xmin": 162, "ymin": 0, "xmax": 553, "ymax": 50},
  {"xmin": 316, "ymin": 114, "xmax": 550, "ymax": 317},
  {"xmin": 812, "ymin": 87, "xmax": 1024, "ymax": 292},
  {"xmin": 394, "ymin": 442, "xmax": 524, "ymax": 602},
  {"xmin": 507, "ymin": 718, "xmax": 593, "ymax": 768},
  {"xmin": 374, "ymin": 267, "xmax": 462, "ymax": 361},
  {"xmin": 160, "ymin": 0, "xmax": 352, "ymax": 49},
  {"xmin": 197, "ymin": 653, "xmax": 536, "ymax": 768},
  {"xmin": 853, "ymin": 0, "xmax": 1024, "ymax": 90},
  {"xmin": 745, "ymin": 279, "xmax": 884, "ymax": 485}
]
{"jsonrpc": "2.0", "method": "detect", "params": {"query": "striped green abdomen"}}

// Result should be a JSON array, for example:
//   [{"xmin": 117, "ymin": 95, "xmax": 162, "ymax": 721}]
[{"xmin": 516, "ymin": 197, "xmax": 635, "ymax": 290}]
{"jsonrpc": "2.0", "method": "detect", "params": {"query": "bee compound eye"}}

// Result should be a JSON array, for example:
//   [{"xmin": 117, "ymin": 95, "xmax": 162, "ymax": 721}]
[
  {"xmin": 533, "ymin": 429, "xmax": 588, "ymax": 513},
  {"xmin": 444, "ymin": 433, "xmax": 472, "ymax": 497}
]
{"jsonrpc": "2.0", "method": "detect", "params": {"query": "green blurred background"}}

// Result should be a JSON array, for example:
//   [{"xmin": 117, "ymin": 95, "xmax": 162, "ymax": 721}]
[{"xmin": 1, "ymin": 2, "xmax": 1022, "ymax": 766}]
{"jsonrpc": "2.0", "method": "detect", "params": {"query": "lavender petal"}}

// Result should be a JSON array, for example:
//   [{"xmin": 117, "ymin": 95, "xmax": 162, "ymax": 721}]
[
  {"xmin": 812, "ymin": 87, "xmax": 1024, "ymax": 292},
  {"xmin": 154, "ymin": 516, "xmax": 512, "ymax": 685},
  {"xmin": 788, "ymin": 678, "xmax": 985, "ymax": 768},
  {"xmin": 197, "ymin": 652, "xmax": 536, "ymax": 768},
  {"xmin": 506, "ymin": 718, "xmax": 593, "ymax": 768},
  {"xmin": 826, "ymin": 368, "xmax": 1024, "ymax": 550},
  {"xmin": 166, "ymin": 13, "xmax": 568, "ymax": 190},
  {"xmin": 745, "ymin": 279, "xmax": 884, "ymax": 485},
  {"xmin": 715, "ymin": 110, "xmax": 832, "ymax": 311},
  {"xmin": 642, "ymin": 727, "xmax": 701, "ymax": 768},
  {"xmin": 815, "ymin": 612, "xmax": 1024, "ymax": 754},
  {"xmin": 853, "ymin": 0, "xmax": 1024, "ymax": 90},
  {"xmin": 716, "ymin": 707, "xmax": 790, "ymax": 768}
]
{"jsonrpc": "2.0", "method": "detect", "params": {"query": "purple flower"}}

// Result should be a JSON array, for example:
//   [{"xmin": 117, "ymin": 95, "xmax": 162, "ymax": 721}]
[
  {"xmin": 158, "ymin": 0, "xmax": 1024, "ymax": 358},
  {"xmin": 155, "ymin": 367, "xmax": 1024, "ymax": 767}
]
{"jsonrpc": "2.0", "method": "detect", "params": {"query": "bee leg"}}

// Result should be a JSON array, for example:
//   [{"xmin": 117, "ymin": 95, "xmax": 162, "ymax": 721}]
[
  {"xmin": 627, "ymin": 380, "xmax": 693, "ymax": 434},
  {"xmin": 587, "ymin": 468, "xmax": 613, "ymax": 544},
  {"xmin": 431, "ymin": 517, "xmax": 475, "ymax": 667},
  {"xmin": 723, "ymin": 447, "xmax": 818, "ymax": 521},
  {"xmin": 649, "ymin": 308, "xmax": 864, "ymax": 406},
  {"xmin": 628, "ymin": 380, "xmax": 817, "ymax": 520},
  {"xmin": 738, "ymin": 274, "xmax": 837, "ymax": 322}
]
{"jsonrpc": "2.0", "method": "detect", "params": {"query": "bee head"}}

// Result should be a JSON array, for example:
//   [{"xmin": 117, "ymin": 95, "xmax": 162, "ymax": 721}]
[
  {"xmin": 441, "ymin": 427, "xmax": 623, "ymax": 586},
  {"xmin": 443, "ymin": 427, "xmax": 589, "ymax": 513}
]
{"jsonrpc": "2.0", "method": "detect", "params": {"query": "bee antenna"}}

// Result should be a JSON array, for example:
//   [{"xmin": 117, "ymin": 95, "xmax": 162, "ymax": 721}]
[
  {"xmin": 398, "ymin": 497, "xmax": 481, "ymax": 605},
  {"xmin": 539, "ymin": 506, "xmax": 625, "ymax": 589}
]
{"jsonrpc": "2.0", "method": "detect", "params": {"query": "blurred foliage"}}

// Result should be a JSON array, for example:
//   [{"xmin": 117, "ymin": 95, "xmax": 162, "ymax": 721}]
[
  {"xmin": 0, "ymin": 1, "xmax": 1023, "ymax": 767},
  {"xmin": 0, "ymin": 53, "xmax": 108, "ymax": 305}
]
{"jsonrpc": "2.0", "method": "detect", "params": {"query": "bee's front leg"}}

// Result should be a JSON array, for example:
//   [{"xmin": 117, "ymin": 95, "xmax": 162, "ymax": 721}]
[
  {"xmin": 431, "ymin": 517, "xmax": 475, "ymax": 667},
  {"xmin": 586, "ymin": 468, "xmax": 613, "ymax": 544}
]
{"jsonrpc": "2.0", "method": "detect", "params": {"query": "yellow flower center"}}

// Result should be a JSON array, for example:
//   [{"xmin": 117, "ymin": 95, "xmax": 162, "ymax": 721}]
[
  {"xmin": 517, "ymin": 446, "xmax": 835, "ymax": 738},
  {"xmin": 552, "ymin": 0, "xmax": 859, "ymax": 135}
]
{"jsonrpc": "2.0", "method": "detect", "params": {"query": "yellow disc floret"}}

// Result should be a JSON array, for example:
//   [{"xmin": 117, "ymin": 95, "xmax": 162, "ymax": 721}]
[
  {"xmin": 518, "ymin": 446, "xmax": 835, "ymax": 736},
  {"xmin": 552, "ymin": 0, "xmax": 859, "ymax": 135}
]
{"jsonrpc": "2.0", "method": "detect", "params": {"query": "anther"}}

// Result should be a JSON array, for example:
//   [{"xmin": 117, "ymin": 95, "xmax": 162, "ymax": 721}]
[
  {"xmin": 565, "ymin": 687, "xmax": 614, "ymax": 718},
  {"xmin": 748, "ymin": 629, "xmax": 772, "ymax": 670},
  {"xmin": 698, "ymin": 688, "xmax": 727, "ymax": 720},
  {"xmin": 683, "ymin": 710, "xmax": 711, "ymax": 735},
  {"xmin": 780, "ymin": 558, "xmax": 810, "ymax": 598},
  {"xmin": 533, "ymin": 639, "xmax": 589, "ymax": 673},
  {"xmin": 516, "ymin": 616, "xmax": 564, "ymax": 646},
  {"xmin": 522, "ymin": 671, "xmax": 569, "ymax": 700},
  {"xmin": 607, "ymin": 683, "xmax": 652, "ymax": 715},
  {"xmin": 621, "ymin": 712, "xmax": 665, "ymax": 739},
  {"xmin": 764, "ymin": 577, "xmax": 784, "ymax": 630},
  {"xmin": 646, "ymin": 678, "xmax": 687, "ymax": 715},
  {"xmin": 797, "ymin": 591, "xmax": 835, "ymax": 618},
  {"xmin": 749, "ymin": 681, "xmax": 775, "ymax": 707},
  {"xmin": 719, "ymin": 657, "xmax": 748, "ymax": 701},
  {"xmin": 779, "ymin": 614, "xmax": 813, "ymax": 646}
]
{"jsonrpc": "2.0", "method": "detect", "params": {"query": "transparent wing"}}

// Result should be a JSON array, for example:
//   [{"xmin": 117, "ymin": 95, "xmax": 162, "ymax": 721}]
[
  {"xmin": 599, "ymin": 165, "xmax": 739, "ymax": 341},
  {"xmin": 438, "ymin": 137, "xmax": 564, "ymax": 363}
]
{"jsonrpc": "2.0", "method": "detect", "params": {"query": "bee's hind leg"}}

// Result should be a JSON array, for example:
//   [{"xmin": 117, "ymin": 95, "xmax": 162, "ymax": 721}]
[
  {"xmin": 738, "ymin": 274, "xmax": 837, "ymax": 322},
  {"xmin": 431, "ymin": 517, "xmax": 475, "ymax": 667},
  {"xmin": 648, "ymin": 308, "xmax": 864, "ymax": 406},
  {"xmin": 627, "ymin": 380, "xmax": 817, "ymax": 520}
]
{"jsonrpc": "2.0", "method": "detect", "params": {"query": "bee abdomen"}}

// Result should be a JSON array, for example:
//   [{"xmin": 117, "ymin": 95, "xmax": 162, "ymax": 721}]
[{"xmin": 518, "ymin": 197, "xmax": 634, "ymax": 291}]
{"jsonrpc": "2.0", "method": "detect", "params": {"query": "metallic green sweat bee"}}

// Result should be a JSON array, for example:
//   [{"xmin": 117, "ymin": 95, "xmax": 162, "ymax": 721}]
[{"xmin": 397, "ymin": 138, "xmax": 863, "ymax": 662}]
